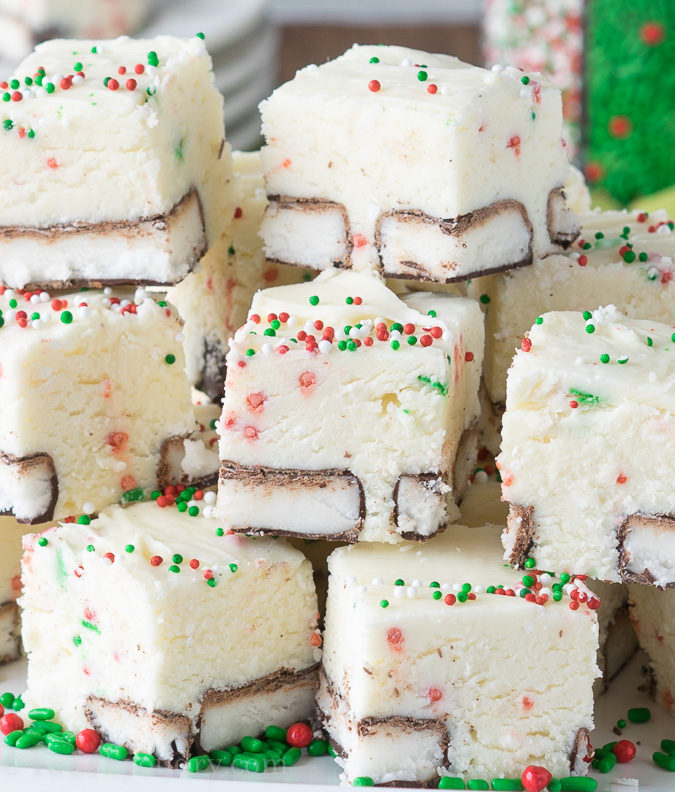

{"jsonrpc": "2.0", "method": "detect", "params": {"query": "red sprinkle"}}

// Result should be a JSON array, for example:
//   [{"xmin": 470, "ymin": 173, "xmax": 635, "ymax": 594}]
[
  {"xmin": 403, "ymin": 323, "xmax": 415, "ymax": 335},
  {"xmin": 1, "ymin": 713, "xmax": 24, "ymax": 735},
  {"xmin": 428, "ymin": 688, "xmax": 443, "ymax": 702},
  {"xmin": 521, "ymin": 337, "xmax": 532, "ymax": 352},
  {"xmin": 126, "ymin": 78, "xmax": 137, "ymax": 91},
  {"xmin": 616, "ymin": 473, "xmax": 627, "ymax": 484},
  {"xmin": 118, "ymin": 66, "xmax": 127, "ymax": 75},
  {"xmin": 107, "ymin": 78, "xmax": 119, "ymax": 91},
  {"xmin": 444, "ymin": 593, "xmax": 456, "ymax": 606},
  {"xmin": 420, "ymin": 335, "xmax": 432, "ymax": 347},
  {"xmin": 286, "ymin": 722, "xmax": 313, "ymax": 748},
  {"xmin": 464, "ymin": 351, "xmax": 474, "ymax": 362},
  {"xmin": 430, "ymin": 326, "xmax": 443, "ymax": 339},
  {"xmin": 189, "ymin": 559, "xmax": 199, "ymax": 570},
  {"xmin": 103, "ymin": 552, "xmax": 115, "ymax": 564},
  {"xmin": 569, "ymin": 600, "xmax": 580, "ymax": 610},
  {"xmin": 134, "ymin": 63, "xmax": 144, "ymax": 74},
  {"xmin": 150, "ymin": 555, "xmax": 163, "ymax": 566},
  {"xmin": 521, "ymin": 765, "xmax": 552, "ymax": 792},
  {"xmin": 249, "ymin": 314, "xmax": 260, "ymax": 324},
  {"xmin": 76, "ymin": 729, "xmax": 101, "ymax": 753},
  {"xmin": 243, "ymin": 425, "xmax": 258, "ymax": 440},
  {"xmin": 427, "ymin": 83, "xmax": 437, "ymax": 94},
  {"xmin": 613, "ymin": 739, "xmax": 637, "ymax": 763},
  {"xmin": 387, "ymin": 627, "xmax": 403, "ymax": 645},
  {"xmin": 569, "ymin": 400, "xmax": 579, "ymax": 409},
  {"xmin": 368, "ymin": 80, "xmax": 381, "ymax": 92},
  {"xmin": 577, "ymin": 254, "xmax": 588, "ymax": 266}
]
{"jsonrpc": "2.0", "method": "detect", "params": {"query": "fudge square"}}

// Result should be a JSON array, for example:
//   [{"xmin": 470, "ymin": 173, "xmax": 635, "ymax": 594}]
[
  {"xmin": 217, "ymin": 269, "xmax": 484, "ymax": 543},
  {"xmin": 169, "ymin": 150, "xmax": 310, "ymax": 401},
  {"xmin": 629, "ymin": 585, "xmax": 675, "ymax": 717},
  {"xmin": 0, "ymin": 287, "xmax": 215, "ymax": 524},
  {"xmin": 20, "ymin": 501, "xmax": 321, "ymax": 765},
  {"xmin": 499, "ymin": 308, "xmax": 674, "ymax": 583},
  {"xmin": 260, "ymin": 44, "xmax": 578, "ymax": 283},
  {"xmin": 468, "ymin": 208, "xmax": 675, "ymax": 408},
  {"xmin": 0, "ymin": 34, "xmax": 234, "ymax": 289},
  {"xmin": 317, "ymin": 525, "xmax": 599, "ymax": 786}
]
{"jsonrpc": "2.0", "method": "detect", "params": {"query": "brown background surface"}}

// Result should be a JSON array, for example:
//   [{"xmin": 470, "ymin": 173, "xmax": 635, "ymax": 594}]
[{"xmin": 278, "ymin": 24, "xmax": 482, "ymax": 84}]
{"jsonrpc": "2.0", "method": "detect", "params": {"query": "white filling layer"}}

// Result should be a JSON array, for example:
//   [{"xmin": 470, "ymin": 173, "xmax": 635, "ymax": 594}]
[
  {"xmin": 0, "ymin": 602, "xmax": 19, "ymax": 661},
  {"xmin": 219, "ymin": 473, "xmax": 363, "ymax": 537},
  {"xmin": 379, "ymin": 204, "xmax": 531, "ymax": 282},
  {"xmin": 262, "ymin": 199, "xmax": 349, "ymax": 270},
  {"xmin": 0, "ymin": 454, "xmax": 54, "ymax": 523},
  {"xmin": 395, "ymin": 476, "xmax": 449, "ymax": 537},
  {"xmin": 623, "ymin": 519, "xmax": 675, "ymax": 588},
  {"xmin": 0, "ymin": 191, "xmax": 206, "ymax": 289},
  {"xmin": 200, "ymin": 676, "xmax": 317, "ymax": 752}
]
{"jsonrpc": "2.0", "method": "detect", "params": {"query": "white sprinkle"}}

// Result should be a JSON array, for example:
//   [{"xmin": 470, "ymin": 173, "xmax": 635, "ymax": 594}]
[
  {"xmin": 40, "ymin": 292, "xmax": 49, "ymax": 302},
  {"xmin": 318, "ymin": 340, "xmax": 332, "ymax": 353},
  {"xmin": 453, "ymin": 582, "xmax": 462, "ymax": 592},
  {"xmin": 357, "ymin": 585, "xmax": 368, "ymax": 596},
  {"xmin": 401, "ymin": 58, "xmax": 412, "ymax": 67},
  {"xmin": 30, "ymin": 294, "xmax": 40, "ymax": 304},
  {"xmin": 406, "ymin": 586, "xmax": 417, "ymax": 599},
  {"xmin": 540, "ymin": 573, "xmax": 553, "ymax": 585},
  {"xmin": 261, "ymin": 343, "xmax": 272, "ymax": 356},
  {"xmin": 202, "ymin": 505, "xmax": 215, "ymax": 519},
  {"xmin": 346, "ymin": 575, "xmax": 357, "ymax": 587},
  {"xmin": 72, "ymin": 75, "xmax": 84, "ymax": 85},
  {"xmin": 394, "ymin": 587, "xmax": 405, "ymax": 599},
  {"xmin": 473, "ymin": 585, "xmax": 484, "ymax": 595},
  {"xmin": 31, "ymin": 319, "xmax": 42, "ymax": 329},
  {"xmin": 103, "ymin": 287, "xmax": 112, "ymax": 296},
  {"xmin": 204, "ymin": 491, "xmax": 217, "ymax": 505},
  {"xmin": 412, "ymin": 579, "xmax": 422, "ymax": 588},
  {"xmin": 175, "ymin": 332, "xmax": 184, "ymax": 343},
  {"xmin": 371, "ymin": 577, "xmax": 383, "ymax": 586}
]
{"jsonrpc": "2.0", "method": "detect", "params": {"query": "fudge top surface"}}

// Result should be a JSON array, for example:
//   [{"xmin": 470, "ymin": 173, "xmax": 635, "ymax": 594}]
[
  {"xmin": 25, "ymin": 500, "xmax": 310, "ymax": 577},
  {"xmin": 234, "ymin": 268, "xmax": 477, "ymax": 356},
  {"xmin": 2, "ymin": 34, "xmax": 210, "ymax": 125},
  {"xmin": 0, "ymin": 286, "xmax": 180, "ymax": 340},
  {"xmin": 328, "ymin": 523, "xmax": 599, "ymax": 614},
  {"xmin": 264, "ymin": 43, "xmax": 556, "ymax": 113},
  {"xmin": 508, "ymin": 307, "xmax": 674, "ymax": 412}
]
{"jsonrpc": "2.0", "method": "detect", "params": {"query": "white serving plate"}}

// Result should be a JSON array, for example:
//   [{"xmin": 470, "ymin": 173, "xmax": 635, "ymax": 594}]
[{"xmin": 0, "ymin": 653, "xmax": 672, "ymax": 791}]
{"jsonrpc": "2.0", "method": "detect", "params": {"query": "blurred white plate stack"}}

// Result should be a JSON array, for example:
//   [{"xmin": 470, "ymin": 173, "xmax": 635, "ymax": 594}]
[{"xmin": 145, "ymin": 0, "xmax": 276, "ymax": 150}]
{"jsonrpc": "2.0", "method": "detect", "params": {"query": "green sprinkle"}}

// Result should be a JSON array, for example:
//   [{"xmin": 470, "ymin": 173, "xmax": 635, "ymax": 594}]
[
  {"xmin": 188, "ymin": 505, "xmax": 199, "ymax": 516},
  {"xmin": 206, "ymin": 578, "xmax": 217, "ymax": 588},
  {"xmin": 628, "ymin": 706, "xmax": 651, "ymax": 723},
  {"xmin": 210, "ymin": 748, "xmax": 233, "ymax": 766},
  {"xmin": 46, "ymin": 83, "xmax": 55, "ymax": 93},
  {"xmin": 233, "ymin": 753, "xmax": 265, "ymax": 773},
  {"xmin": 491, "ymin": 781, "xmax": 524, "ymax": 791},
  {"xmin": 622, "ymin": 250, "xmax": 636, "ymax": 263},
  {"xmin": 369, "ymin": 57, "xmax": 379, "ymax": 63},
  {"xmin": 486, "ymin": 586, "xmax": 496, "ymax": 594},
  {"xmin": 467, "ymin": 782, "xmax": 489, "ymax": 791},
  {"xmin": 169, "ymin": 564, "xmax": 180, "ymax": 574},
  {"xmin": 187, "ymin": 755, "xmax": 210, "ymax": 772},
  {"xmin": 479, "ymin": 294, "xmax": 491, "ymax": 304},
  {"xmin": 60, "ymin": 310, "xmax": 73, "ymax": 324},
  {"xmin": 639, "ymin": 251, "xmax": 648, "ymax": 262},
  {"xmin": 0, "ymin": 692, "xmax": 14, "ymax": 709},
  {"xmin": 9, "ymin": 79, "xmax": 18, "ymax": 90},
  {"xmin": 616, "ymin": 718, "xmax": 627, "ymax": 728},
  {"xmin": 380, "ymin": 599, "xmax": 389, "ymax": 608},
  {"xmin": 568, "ymin": 388, "xmax": 600, "ymax": 406},
  {"xmin": 417, "ymin": 70, "xmax": 428, "ymax": 81},
  {"xmin": 246, "ymin": 349, "xmax": 255, "ymax": 357},
  {"xmin": 646, "ymin": 336, "xmax": 653, "ymax": 347},
  {"xmin": 81, "ymin": 620, "xmax": 100, "ymax": 634},
  {"xmin": 86, "ymin": 544, "xmax": 95, "ymax": 552},
  {"xmin": 585, "ymin": 324, "xmax": 595, "ymax": 334},
  {"xmin": 282, "ymin": 746, "xmax": 302, "ymax": 767},
  {"xmin": 100, "ymin": 742, "xmax": 128, "ymax": 761},
  {"xmin": 134, "ymin": 752, "xmax": 157, "ymax": 767},
  {"xmin": 4, "ymin": 730, "xmax": 23, "ymax": 746},
  {"xmin": 264, "ymin": 725, "xmax": 287, "ymax": 742},
  {"xmin": 28, "ymin": 708, "xmax": 54, "ymax": 721},
  {"xmin": 535, "ymin": 317, "xmax": 543, "ymax": 325},
  {"xmin": 427, "ymin": 309, "xmax": 437, "ymax": 317},
  {"xmin": 229, "ymin": 563, "xmax": 238, "ymax": 573},
  {"xmin": 653, "ymin": 751, "xmax": 675, "ymax": 771},
  {"xmin": 37, "ymin": 537, "xmax": 48, "ymax": 547},
  {"xmin": 15, "ymin": 732, "xmax": 42, "ymax": 749},
  {"xmin": 124, "ymin": 544, "xmax": 135, "ymax": 554},
  {"xmin": 77, "ymin": 515, "xmax": 90, "ymax": 525},
  {"xmin": 600, "ymin": 354, "xmax": 610, "ymax": 363},
  {"xmin": 521, "ymin": 75, "xmax": 530, "ymax": 85},
  {"xmin": 241, "ymin": 736, "xmax": 265, "ymax": 753},
  {"xmin": 122, "ymin": 487, "xmax": 144, "ymax": 503},
  {"xmin": 347, "ymin": 340, "xmax": 357, "ymax": 351},
  {"xmin": 308, "ymin": 739, "xmax": 328, "ymax": 756},
  {"xmin": 524, "ymin": 557, "xmax": 536, "ymax": 568},
  {"xmin": 172, "ymin": 554, "xmax": 183, "ymax": 564},
  {"xmin": 438, "ymin": 778, "xmax": 466, "ymax": 790},
  {"xmin": 433, "ymin": 590, "xmax": 442, "ymax": 600},
  {"xmin": 147, "ymin": 51, "xmax": 159, "ymax": 67},
  {"xmin": 309, "ymin": 295, "xmax": 319, "ymax": 306},
  {"xmin": 177, "ymin": 501, "xmax": 187, "ymax": 512},
  {"xmin": 47, "ymin": 738, "xmax": 75, "ymax": 755},
  {"xmin": 395, "ymin": 578, "xmax": 405, "ymax": 586},
  {"xmin": 457, "ymin": 592, "xmax": 468, "ymax": 603},
  {"xmin": 353, "ymin": 778, "xmax": 375, "ymax": 787},
  {"xmin": 582, "ymin": 310, "xmax": 592, "ymax": 320},
  {"xmin": 164, "ymin": 353, "xmax": 176, "ymax": 365},
  {"xmin": 618, "ymin": 356, "xmax": 629, "ymax": 364},
  {"xmin": 3, "ymin": 119, "xmax": 12, "ymax": 130},
  {"xmin": 391, "ymin": 340, "xmax": 400, "ymax": 350},
  {"xmin": 72, "ymin": 635, "xmax": 82, "ymax": 647},
  {"xmin": 407, "ymin": 335, "xmax": 417, "ymax": 345}
]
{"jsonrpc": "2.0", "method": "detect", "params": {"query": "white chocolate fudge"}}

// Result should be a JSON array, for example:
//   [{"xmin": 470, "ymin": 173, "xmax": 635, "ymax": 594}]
[
  {"xmin": 318, "ymin": 525, "xmax": 599, "ymax": 785},
  {"xmin": 468, "ymin": 208, "xmax": 675, "ymax": 406},
  {"xmin": 260, "ymin": 44, "xmax": 577, "ymax": 283},
  {"xmin": 0, "ymin": 35, "xmax": 234, "ymax": 289},
  {"xmin": 217, "ymin": 269, "xmax": 484, "ymax": 543},
  {"xmin": 0, "ymin": 0, "xmax": 147, "ymax": 61},
  {"xmin": 459, "ymin": 481, "xmax": 637, "ymax": 693},
  {"xmin": 0, "ymin": 516, "xmax": 32, "ymax": 662},
  {"xmin": 0, "ymin": 287, "xmax": 216, "ymax": 524},
  {"xmin": 499, "ymin": 308, "xmax": 674, "ymax": 583},
  {"xmin": 629, "ymin": 585, "xmax": 675, "ymax": 716},
  {"xmin": 20, "ymin": 501, "xmax": 320, "ymax": 764},
  {"xmin": 169, "ymin": 151, "xmax": 310, "ymax": 400}
]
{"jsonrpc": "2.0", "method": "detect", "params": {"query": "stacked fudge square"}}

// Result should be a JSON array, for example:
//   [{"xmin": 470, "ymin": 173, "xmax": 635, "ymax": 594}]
[{"xmin": 3, "ymin": 35, "xmax": 321, "ymax": 764}]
